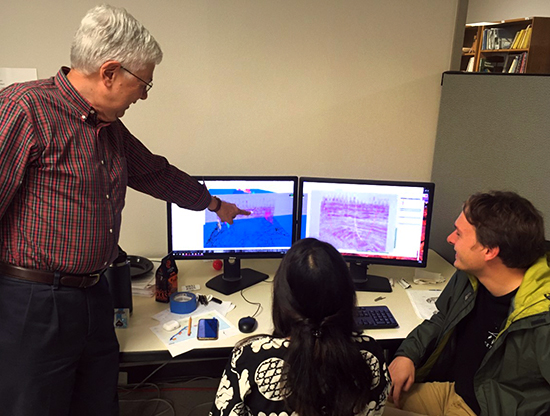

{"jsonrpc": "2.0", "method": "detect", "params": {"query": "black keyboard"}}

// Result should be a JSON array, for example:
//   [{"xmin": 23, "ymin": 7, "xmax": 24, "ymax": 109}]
[{"xmin": 355, "ymin": 305, "xmax": 398, "ymax": 329}]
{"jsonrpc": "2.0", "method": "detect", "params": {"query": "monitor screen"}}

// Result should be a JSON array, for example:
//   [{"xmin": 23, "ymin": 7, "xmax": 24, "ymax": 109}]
[
  {"xmin": 168, "ymin": 176, "xmax": 298, "ymax": 295},
  {"xmin": 298, "ymin": 177, "xmax": 435, "ymax": 292}
]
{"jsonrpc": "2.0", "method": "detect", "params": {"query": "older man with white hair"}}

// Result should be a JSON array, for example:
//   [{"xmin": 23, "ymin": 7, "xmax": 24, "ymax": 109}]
[{"xmin": 0, "ymin": 5, "xmax": 248, "ymax": 415}]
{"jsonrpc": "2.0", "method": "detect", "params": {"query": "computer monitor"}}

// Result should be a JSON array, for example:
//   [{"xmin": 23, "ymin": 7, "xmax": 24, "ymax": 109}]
[
  {"xmin": 168, "ymin": 176, "xmax": 298, "ymax": 295},
  {"xmin": 298, "ymin": 177, "xmax": 435, "ymax": 292}
]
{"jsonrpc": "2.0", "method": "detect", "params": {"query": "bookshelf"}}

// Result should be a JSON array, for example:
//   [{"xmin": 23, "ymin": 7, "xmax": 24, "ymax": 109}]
[{"xmin": 460, "ymin": 17, "xmax": 550, "ymax": 74}]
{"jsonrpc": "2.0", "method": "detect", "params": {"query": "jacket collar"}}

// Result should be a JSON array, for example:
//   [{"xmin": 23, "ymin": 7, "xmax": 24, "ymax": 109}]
[{"xmin": 505, "ymin": 253, "xmax": 550, "ymax": 328}]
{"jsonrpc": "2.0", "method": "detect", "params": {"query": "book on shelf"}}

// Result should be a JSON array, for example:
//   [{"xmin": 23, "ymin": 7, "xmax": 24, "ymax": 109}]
[
  {"xmin": 483, "ymin": 28, "xmax": 500, "ymax": 50},
  {"xmin": 488, "ymin": 28, "xmax": 497, "ymax": 49},
  {"xmin": 479, "ymin": 56, "xmax": 505, "ymax": 73},
  {"xmin": 510, "ymin": 26, "xmax": 531, "ymax": 50},
  {"xmin": 511, "ymin": 30, "xmax": 522, "ymax": 49},
  {"xmin": 518, "ymin": 52, "xmax": 528, "ymax": 73},
  {"xmin": 466, "ymin": 56, "xmax": 475, "ymax": 72},
  {"xmin": 506, "ymin": 53, "xmax": 528, "ymax": 73},
  {"xmin": 503, "ymin": 54, "xmax": 513, "ymax": 72},
  {"xmin": 481, "ymin": 29, "xmax": 488, "ymax": 50},
  {"xmin": 521, "ymin": 25, "xmax": 532, "ymax": 49},
  {"xmin": 488, "ymin": 28, "xmax": 495, "ymax": 49},
  {"xmin": 510, "ymin": 31, "xmax": 521, "ymax": 49},
  {"xmin": 507, "ymin": 55, "xmax": 520, "ymax": 73}
]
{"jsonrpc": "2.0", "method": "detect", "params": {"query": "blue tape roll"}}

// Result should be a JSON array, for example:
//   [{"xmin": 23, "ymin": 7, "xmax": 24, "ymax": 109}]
[{"xmin": 170, "ymin": 291, "xmax": 198, "ymax": 314}]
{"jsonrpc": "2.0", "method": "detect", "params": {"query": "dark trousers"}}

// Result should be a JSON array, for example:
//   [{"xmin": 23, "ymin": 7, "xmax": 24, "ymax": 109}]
[{"xmin": 0, "ymin": 274, "xmax": 119, "ymax": 416}]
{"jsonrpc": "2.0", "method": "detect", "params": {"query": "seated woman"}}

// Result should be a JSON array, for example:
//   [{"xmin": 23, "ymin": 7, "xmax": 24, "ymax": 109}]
[{"xmin": 210, "ymin": 238, "xmax": 390, "ymax": 416}]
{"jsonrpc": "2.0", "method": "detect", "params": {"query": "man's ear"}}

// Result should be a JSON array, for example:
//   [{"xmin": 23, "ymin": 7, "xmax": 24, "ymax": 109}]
[
  {"xmin": 100, "ymin": 61, "xmax": 121, "ymax": 88},
  {"xmin": 484, "ymin": 246, "xmax": 500, "ymax": 262}
]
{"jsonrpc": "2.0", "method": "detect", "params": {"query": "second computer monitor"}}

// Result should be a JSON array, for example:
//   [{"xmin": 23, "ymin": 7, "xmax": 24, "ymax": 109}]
[{"xmin": 298, "ymin": 177, "xmax": 435, "ymax": 292}]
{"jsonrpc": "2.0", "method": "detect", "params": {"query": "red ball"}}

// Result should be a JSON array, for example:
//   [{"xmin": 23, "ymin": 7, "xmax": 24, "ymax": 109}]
[{"xmin": 213, "ymin": 259, "xmax": 223, "ymax": 270}]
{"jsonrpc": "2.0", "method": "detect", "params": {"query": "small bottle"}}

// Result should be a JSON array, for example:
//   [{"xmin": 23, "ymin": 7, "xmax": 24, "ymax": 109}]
[{"xmin": 155, "ymin": 254, "xmax": 178, "ymax": 303}]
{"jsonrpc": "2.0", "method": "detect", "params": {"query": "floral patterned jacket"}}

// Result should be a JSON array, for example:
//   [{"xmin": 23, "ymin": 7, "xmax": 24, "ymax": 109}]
[{"xmin": 210, "ymin": 334, "xmax": 390, "ymax": 416}]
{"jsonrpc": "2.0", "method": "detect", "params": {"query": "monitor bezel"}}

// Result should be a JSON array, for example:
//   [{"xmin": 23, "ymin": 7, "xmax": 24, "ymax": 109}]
[
  {"xmin": 167, "ymin": 175, "xmax": 299, "ymax": 261},
  {"xmin": 297, "ymin": 176, "xmax": 435, "ymax": 269}
]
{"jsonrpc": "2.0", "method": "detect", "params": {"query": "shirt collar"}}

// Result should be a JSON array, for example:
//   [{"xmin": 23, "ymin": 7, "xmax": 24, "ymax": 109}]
[{"xmin": 55, "ymin": 67, "xmax": 100, "ymax": 125}]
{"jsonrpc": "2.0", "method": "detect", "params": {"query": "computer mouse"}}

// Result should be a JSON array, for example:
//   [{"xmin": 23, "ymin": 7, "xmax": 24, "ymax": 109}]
[{"xmin": 238, "ymin": 316, "xmax": 258, "ymax": 333}]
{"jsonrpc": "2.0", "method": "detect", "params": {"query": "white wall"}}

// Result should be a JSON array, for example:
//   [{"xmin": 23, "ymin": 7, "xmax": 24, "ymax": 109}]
[
  {"xmin": 1, "ymin": 0, "xmax": 460, "ymax": 258},
  {"xmin": 467, "ymin": 0, "xmax": 550, "ymax": 23}
]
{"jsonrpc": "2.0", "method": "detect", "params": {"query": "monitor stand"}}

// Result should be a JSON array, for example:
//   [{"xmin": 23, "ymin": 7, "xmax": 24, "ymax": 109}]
[
  {"xmin": 349, "ymin": 262, "xmax": 392, "ymax": 293},
  {"xmin": 205, "ymin": 257, "xmax": 268, "ymax": 296}
]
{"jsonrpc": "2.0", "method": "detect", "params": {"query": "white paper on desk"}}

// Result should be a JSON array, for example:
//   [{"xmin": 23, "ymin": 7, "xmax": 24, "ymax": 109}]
[
  {"xmin": 131, "ymin": 275, "xmax": 155, "ymax": 297},
  {"xmin": 0, "ymin": 68, "xmax": 37, "ymax": 90},
  {"xmin": 131, "ymin": 274, "xmax": 155, "ymax": 290},
  {"xmin": 132, "ymin": 286, "xmax": 154, "ymax": 297},
  {"xmin": 407, "ymin": 290, "xmax": 442, "ymax": 320},
  {"xmin": 150, "ymin": 310, "xmax": 238, "ymax": 357},
  {"xmin": 413, "ymin": 269, "xmax": 446, "ymax": 285}
]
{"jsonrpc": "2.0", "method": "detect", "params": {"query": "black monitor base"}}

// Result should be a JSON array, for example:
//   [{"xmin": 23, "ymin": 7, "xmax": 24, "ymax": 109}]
[
  {"xmin": 353, "ymin": 275, "xmax": 392, "ymax": 292},
  {"xmin": 205, "ymin": 258, "xmax": 268, "ymax": 295},
  {"xmin": 349, "ymin": 262, "xmax": 392, "ymax": 293}
]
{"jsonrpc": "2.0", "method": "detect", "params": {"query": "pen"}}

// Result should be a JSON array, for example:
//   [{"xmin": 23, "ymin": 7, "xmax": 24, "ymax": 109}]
[
  {"xmin": 170, "ymin": 326, "xmax": 185, "ymax": 341},
  {"xmin": 187, "ymin": 317, "xmax": 192, "ymax": 336},
  {"xmin": 374, "ymin": 296, "xmax": 385, "ymax": 302}
]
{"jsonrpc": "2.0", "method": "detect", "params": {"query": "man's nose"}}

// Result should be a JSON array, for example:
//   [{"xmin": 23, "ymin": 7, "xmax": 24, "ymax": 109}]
[{"xmin": 447, "ymin": 232, "xmax": 455, "ymax": 245}]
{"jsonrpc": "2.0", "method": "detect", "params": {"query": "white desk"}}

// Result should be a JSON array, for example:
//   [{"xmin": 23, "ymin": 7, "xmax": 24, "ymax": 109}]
[{"xmin": 117, "ymin": 249, "xmax": 455, "ymax": 365}]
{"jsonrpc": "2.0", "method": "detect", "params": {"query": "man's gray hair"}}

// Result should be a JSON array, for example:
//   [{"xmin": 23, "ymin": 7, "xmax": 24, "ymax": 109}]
[{"xmin": 70, "ymin": 4, "xmax": 163, "ymax": 75}]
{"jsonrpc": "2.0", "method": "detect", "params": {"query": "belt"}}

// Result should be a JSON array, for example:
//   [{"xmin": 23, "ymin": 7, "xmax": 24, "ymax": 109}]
[{"xmin": 0, "ymin": 262, "xmax": 103, "ymax": 288}]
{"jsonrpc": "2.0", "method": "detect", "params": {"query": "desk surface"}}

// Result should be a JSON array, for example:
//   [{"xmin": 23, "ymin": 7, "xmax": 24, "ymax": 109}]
[{"xmin": 116, "ymin": 249, "xmax": 455, "ymax": 361}]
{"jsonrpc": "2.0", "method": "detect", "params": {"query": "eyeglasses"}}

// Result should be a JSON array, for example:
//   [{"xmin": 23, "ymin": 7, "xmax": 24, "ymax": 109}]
[{"xmin": 121, "ymin": 66, "xmax": 153, "ymax": 93}]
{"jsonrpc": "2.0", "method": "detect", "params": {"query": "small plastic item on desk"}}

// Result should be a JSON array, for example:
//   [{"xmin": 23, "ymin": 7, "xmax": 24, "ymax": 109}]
[
  {"xmin": 198, "ymin": 294, "xmax": 208, "ymax": 305},
  {"xmin": 196, "ymin": 294, "xmax": 224, "ymax": 306},
  {"xmin": 398, "ymin": 278, "xmax": 411, "ymax": 289},
  {"xmin": 182, "ymin": 284, "xmax": 200, "ymax": 292},
  {"xmin": 114, "ymin": 308, "xmax": 130, "ymax": 328},
  {"xmin": 162, "ymin": 320, "xmax": 181, "ymax": 331},
  {"xmin": 210, "ymin": 295, "xmax": 223, "ymax": 304},
  {"xmin": 213, "ymin": 259, "xmax": 223, "ymax": 271}
]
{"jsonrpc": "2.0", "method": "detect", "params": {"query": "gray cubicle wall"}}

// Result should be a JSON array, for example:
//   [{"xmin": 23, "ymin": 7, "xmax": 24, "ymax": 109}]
[{"xmin": 430, "ymin": 72, "xmax": 550, "ymax": 263}]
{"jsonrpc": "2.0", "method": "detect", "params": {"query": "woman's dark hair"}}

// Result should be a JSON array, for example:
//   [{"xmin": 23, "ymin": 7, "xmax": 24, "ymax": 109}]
[
  {"xmin": 464, "ymin": 191, "xmax": 546, "ymax": 269},
  {"xmin": 272, "ymin": 238, "xmax": 373, "ymax": 416}
]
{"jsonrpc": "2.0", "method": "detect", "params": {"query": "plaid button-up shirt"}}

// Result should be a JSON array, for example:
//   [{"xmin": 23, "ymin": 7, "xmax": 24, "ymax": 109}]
[{"xmin": 0, "ymin": 67, "xmax": 210, "ymax": 273}]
